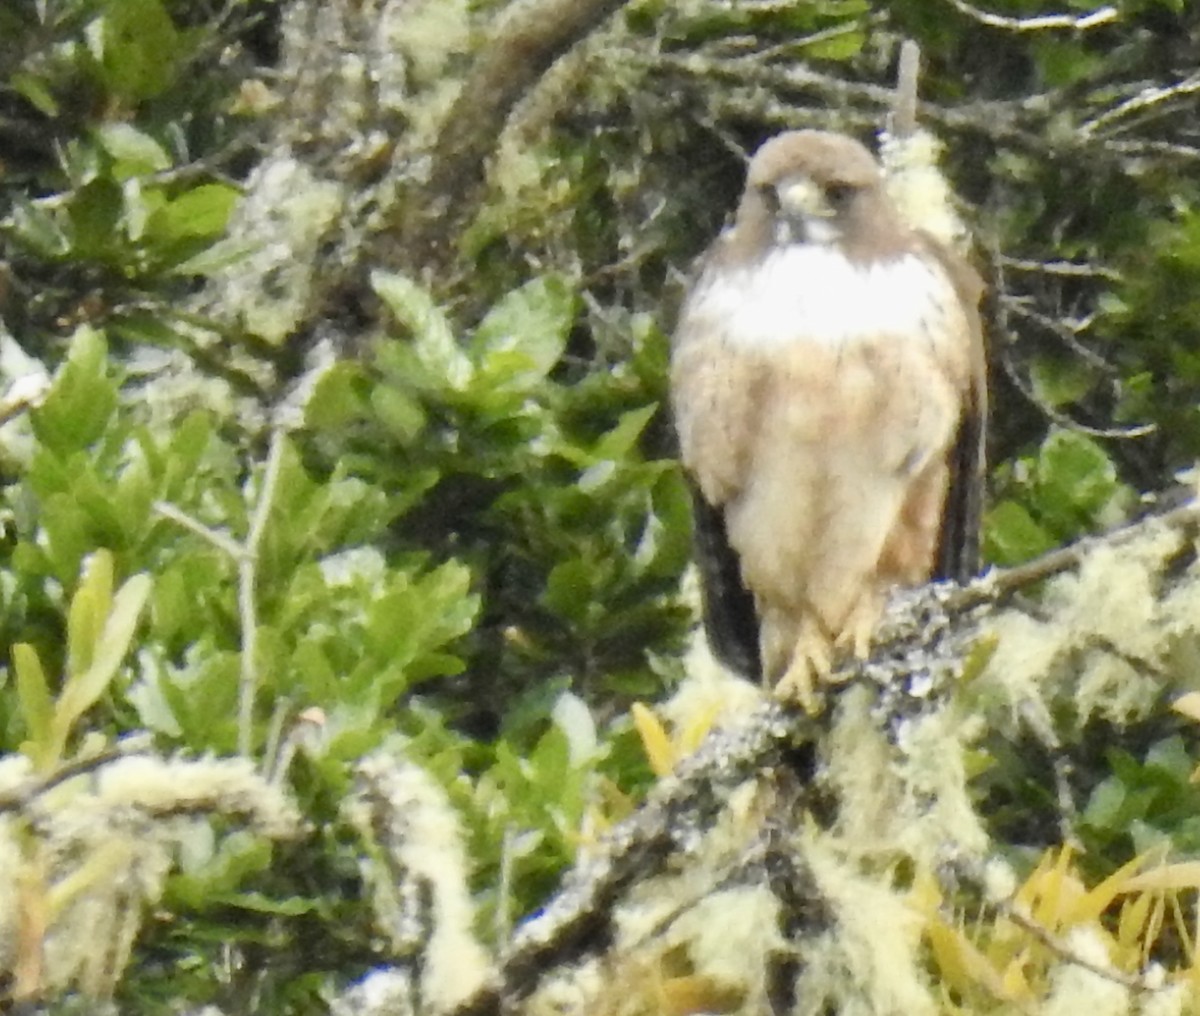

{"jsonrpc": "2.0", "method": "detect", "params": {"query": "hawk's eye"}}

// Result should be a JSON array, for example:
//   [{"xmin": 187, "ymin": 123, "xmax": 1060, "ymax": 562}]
[
  {"xmin": 825, "ymin": 183, "xmax": 855, "ymax": 209},
  {"xmin": 759, "ymin": 184, "xmax": 780, "ymax": 214}
]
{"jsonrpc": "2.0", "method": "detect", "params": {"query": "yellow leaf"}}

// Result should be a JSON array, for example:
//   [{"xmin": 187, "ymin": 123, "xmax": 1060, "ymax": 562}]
[
  {"xmin": 13, "ymin": 853, "xmax": 47, "ymax": 1003},
  {"xmin": 908, "ymin": 866, "xmax": 944, "ymax": 914},
  {"xmin": 1172, "ymin": 691, "xmax": 1200, "ymax": 724},
  {"xmin": 678, "ymin": 700, "xmax": 721, "ymax": 756},
  {"xmin": 1014, "ymin": 848, "xmax": 1057, "ymax": 912},
  {"xmin": 1068, "ymin": 850, "xmax": 1151, "ymax": 925},
  {"xmin": 958, "ymin": 633, "xmax": 999, "ymax": 684},
  {"xmin": 44, "ymin": 839, "xmax": 131, "ymax": 918},
  {"xmin": 1123, "ymin": 862, "xmax": 1200, "ymax": 894},
  {"xmin": 926, "ymin": 913, "xmax": 1014, "ymax": 1000},
  {"xmin": 998, "ymin": 951, "xmax": 1034, "ymax": 1001},
  {"xmin": 631, "ymin": 702, "xmax": 675, "ymax": 777},
  {"xmin": 658, "ymin": 974, "xmax": 744, "ymax": 1015},
  {"xmin": 1028, "ymin": 845, "xmax": 1074, "ymax": 929},
  {"xmin": 1143, "ymin": 892, "xmax": 1166, "ymax": 966},
  {"xmin": 1118, "ymin": 892, "xmax": 1152, "ymax": 953}
]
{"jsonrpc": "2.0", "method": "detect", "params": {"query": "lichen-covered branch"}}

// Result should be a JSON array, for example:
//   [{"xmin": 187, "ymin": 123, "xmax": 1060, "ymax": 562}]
[
  {"xmin": 399, "ymin": 0, "xmax": 632, "ymax": 276},
  {"xmin": 449, "ymin": 501, "xmax": 1200, "ymax": 1014}
]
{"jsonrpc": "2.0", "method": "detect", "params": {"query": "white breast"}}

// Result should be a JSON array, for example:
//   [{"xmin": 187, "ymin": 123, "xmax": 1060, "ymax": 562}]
[{"xmin": 683, "ymin": 245, "xmax": 958, "ymax": 350}]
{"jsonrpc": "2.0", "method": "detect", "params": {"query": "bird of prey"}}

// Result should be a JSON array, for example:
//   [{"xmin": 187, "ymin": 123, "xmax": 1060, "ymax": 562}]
[{"xmin": 670, "ymin": 129, "xmax": 987, "ymax": 708}]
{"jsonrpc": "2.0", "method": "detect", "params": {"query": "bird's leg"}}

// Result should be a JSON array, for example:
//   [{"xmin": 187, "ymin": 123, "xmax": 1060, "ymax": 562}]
[
  {"xmin": 774, "ymin": 617, "xmax": 833, "ymax": 713},
  {"xmin": 830, "ymin": 588, "xmax": 884, "ymax": 680}
]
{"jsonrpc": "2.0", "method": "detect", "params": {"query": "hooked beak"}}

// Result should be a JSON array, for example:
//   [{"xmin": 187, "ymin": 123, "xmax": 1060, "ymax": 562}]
[{"xmin": 773, "ymin": 176, "xmax": 838, "ymax": 245}]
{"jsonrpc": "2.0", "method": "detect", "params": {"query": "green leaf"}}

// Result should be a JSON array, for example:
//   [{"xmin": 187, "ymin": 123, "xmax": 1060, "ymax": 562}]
[
  {"xmin": 802, "ymin": 27, "xmax": 864, "ymax": 61},
  {"xmin": 14, "ymin": 644, "xmax": 54, "ymax": 764},
  {"xmin": 371, "ymin": 270, "xmax": 472, "ymax": 390},
  {"xmin": 149, "ymin": 183, "xmax": 240, "ymax": 241},
  {"xmin": 472, "ymin": 275, "xmax": 575, "ymax": 391},
  {"xmin": 170, "ymin": 238, "xmax": 258, "ymax": 277},
  {"xmin": 12, "ymin": 71, "xmax": 60, "ymax": 116},
  {"xmin": 93, "ymin": 0, "xmax": 182, "ymax": 103},
  {"xmin": 983, "ymin": 500, "xmax": 1056, "ymax": 565},
  {"xmin": 67, "ymin": 549, "xmax": 114, "ymax": 681},
  {"xmin": 10, "ymin": 194, "xmax": 71, "ymax": 257},
  {"xmin": 305, "ymin": 361, "xmax": 369, "ymax": 430},
  {"xmin": 1029, "ymin": 355, "xmax": 1096, "ymax": 408},
  {"xmin": 1082, "ymin": 776, "xmax": 1126, "ymax": 831},
  {"xmin": 96, "ymin": 123, "xmax": 171, "ymax": 176},
  {"xmin": 371, "ymin": 385, "xmax": 427, "ymax": 445},
  {"xmin": 53, "ymin": 569, "xmax": 151, "ymax": 751},
  {"xmin": 32, "ymin": 326, "xmax": 118, "ymax": 454},
  {"xmin": 1144, "ymin": 736, "xmax": 1194, "ymax": 784},
  {"xmin": 1034, "ymin": 429, "xmax": 1128, "ymax": 524},
  {"xmin": 542, "ymin": 558, "xmax": 596, "ymax": 624},
  {"xmin": 68, "ymin": 178, "xmax": 123, "ymax": 258},
  {"xmin": 169, "ymin": 831, "xmax": 273, "ymax": 909},
  {"xmin": 593, "ymin": 404, "xmax": 658, "ymax": 461}
]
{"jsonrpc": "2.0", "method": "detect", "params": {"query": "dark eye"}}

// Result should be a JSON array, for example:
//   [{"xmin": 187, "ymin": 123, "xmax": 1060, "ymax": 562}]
[
  {"xmin": 825, "ymin": 183, "xmax": 855, "ymax": 208},
  {"xmin": 759, "ymin": 183, "xmax": 780, "ymax": 213}
]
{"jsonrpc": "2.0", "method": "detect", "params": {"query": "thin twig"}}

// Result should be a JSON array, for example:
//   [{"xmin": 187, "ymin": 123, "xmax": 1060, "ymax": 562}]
[
  {"xmin": 153, "ymin": 501, "xmax": 245, "ymax": 560},
  {"xmin": 945, "ymin": 0, "xmax": 1118, "ymax": 32},
  {"xmin": 0, "ymin": 374, "xmax": 50, "ymax": 426},
  {"xmin": 996, "ymin": 256, "xmax": 1122, "ymax": 283},
  {"xmin": 154, "ymin": 428, "xmax": 288, "ymax": 758},
  {"xmin": 1001, "ymin": 904, "xmax": 1147, "ymax": 991},
  {"xmin": 1000, "ymin": 299, "xmax": 1115, "ymax": 373},
  {"xmin": 993, "ymin": 331, "xmax": 1155, "ymax": 439},
  {"xmin": 1080, "ymin": 72, "xmax": 1200, "ymax": 139},
  {"xmin": 237, "ymin": 428, "xmax": 287, "ymax": 757},
  {"xmin": 945, "ymin": 499, "xmax": 1200, "ymax": 615},
  {"xmin": 0, "ymin": 737, "xmax": 153, "ymax": 815},
  {"xmin": 891, "ymin": 40, "xmax": 921, "ymax": 138}
]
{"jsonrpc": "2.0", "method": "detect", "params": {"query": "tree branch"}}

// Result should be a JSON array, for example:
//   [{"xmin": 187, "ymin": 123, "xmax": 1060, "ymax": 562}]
[
  {"xmin": 401, "ymin": 0, "xmax": 633, "ymax": 276},
  {"xmin": 944, "ymin": 0, "xmax": 1118, "ymax": 32},
  {"xmin": 451, "ymin": 499, "xmax": 1200, "ymax": 1013}
]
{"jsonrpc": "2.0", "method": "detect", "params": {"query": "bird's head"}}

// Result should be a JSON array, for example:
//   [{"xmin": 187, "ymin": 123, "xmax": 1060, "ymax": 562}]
[{"xmin": 739, "ymin": 130, "xmax": 896, "ymax": 252}]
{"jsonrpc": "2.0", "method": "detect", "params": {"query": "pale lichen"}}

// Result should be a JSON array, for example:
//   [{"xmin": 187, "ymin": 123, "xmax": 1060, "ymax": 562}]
[
  {"xmin": 1040, "ymin": 928, "xmax": 1130, "ymax": 1016},
  {"xmin": 879, "ymin": 127, "xmax": 972, "ymax": 255},
  {"xmin": 796, "ymin": 830, "xmax": 938, "ymax": 1016},
  {"xmin": 207, "ymin": 156, "xmax": 345, "ymax": 346},
  {"xmin": 0, "ymin": 747, "xmax": 301, "ymax": 999},
  {"xmin": 343, "ymin": 746, "xmax": 491, "ymax": 1013}
]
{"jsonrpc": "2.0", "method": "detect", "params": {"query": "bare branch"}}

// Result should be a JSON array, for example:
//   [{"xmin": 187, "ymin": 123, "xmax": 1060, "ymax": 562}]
[
  {"xmin": 401, "ymin": 0, "xmax": 633, "ymax": 275},
  {"xmin": 155, "ymin": 428, "xmax": 289, "ymax": 758},
  {"xmin": 153, "ymin": 501, "xmax": 245, "ymax": 560},
  {"xmin": 237, "ymin": 427, "xmax": 287, "ymax": 758},
  {"xmin": 0, "ymin": 737, "xmax": 153, "ymax": 815},
  {"xmin": 996, "ymin": 256, "xmax": 1122, "ymax": 283},
  {"xmin": 1080, "ymin": 72, "xmax": 1200, "ymax": 139},
  {"xmin": 945, "ymin": 0, "xmax": 1118, "ymax": 32},
  {"xmin": 891, "ymin": 40, "xmax": 921, "ymax": 138}
]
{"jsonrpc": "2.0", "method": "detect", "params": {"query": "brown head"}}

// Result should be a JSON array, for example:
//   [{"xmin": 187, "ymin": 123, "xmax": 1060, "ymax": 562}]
[{"xmin": 729, "ymin": 130, "xmax": 909, "ymax": 264}]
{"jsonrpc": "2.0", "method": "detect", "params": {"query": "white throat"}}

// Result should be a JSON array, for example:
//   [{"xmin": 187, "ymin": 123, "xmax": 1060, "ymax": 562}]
[{"xmin": 685, "ymin": 244, "xmax": 955, "ymax": 350}]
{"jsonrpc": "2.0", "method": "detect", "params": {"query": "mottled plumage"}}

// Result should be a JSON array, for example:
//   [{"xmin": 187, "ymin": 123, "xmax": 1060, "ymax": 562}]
[{"xmin": 671, "ymin": 130, "xmax": 987, "ymax": 707}]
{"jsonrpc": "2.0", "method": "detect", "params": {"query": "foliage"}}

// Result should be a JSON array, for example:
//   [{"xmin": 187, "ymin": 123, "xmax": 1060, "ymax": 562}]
[
  {"xmin": 1, "ymin": 0, "xmax": 1200, "ymax": 1012},
  {"xmin": 916, "ymin": 844, "xmax": 1200, "ymax": 1011}
]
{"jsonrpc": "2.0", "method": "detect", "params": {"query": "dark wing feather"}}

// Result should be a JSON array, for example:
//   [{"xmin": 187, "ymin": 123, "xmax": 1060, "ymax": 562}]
[
  {"xmin": 687, "ymin": 480, "xmax": 762, "ymax": 678},
  {"xmin": 934, "ymin": 380, "xmax": 986, "ymax": 581},
  {"xmin": 919, "ymin": 234, "xmax": 989, "ymax": 582}
]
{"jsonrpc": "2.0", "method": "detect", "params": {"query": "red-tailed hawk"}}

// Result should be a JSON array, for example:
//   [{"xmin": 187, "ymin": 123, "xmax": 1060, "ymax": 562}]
[{"xmin": 671, "ymin": 130, "xmax": 987, "ymax": 708}]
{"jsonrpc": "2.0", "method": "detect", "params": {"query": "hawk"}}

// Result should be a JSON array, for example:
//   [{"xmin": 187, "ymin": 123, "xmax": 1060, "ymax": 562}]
[{"xmin": 670, "ymin": 130, "xmax": 987, "ymax": 707}]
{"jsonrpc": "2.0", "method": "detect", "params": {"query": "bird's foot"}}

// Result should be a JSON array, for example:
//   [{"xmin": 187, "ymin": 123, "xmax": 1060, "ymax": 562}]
[
  {"xmin": 773, "ymin": 629, "xmax": 833, "ymax": 714},
  {"xmin": 830, "ymin": 595, "xmax": 883, "ymax": 678}
]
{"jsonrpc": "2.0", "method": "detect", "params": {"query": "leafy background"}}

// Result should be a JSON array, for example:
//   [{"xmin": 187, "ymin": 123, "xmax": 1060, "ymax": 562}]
[{"xmin": 2, "ymin": 0, "xmax": 1200, "ymax": 1011}]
